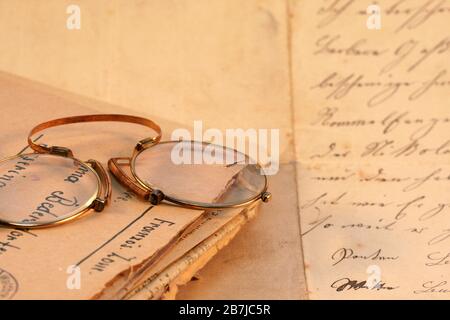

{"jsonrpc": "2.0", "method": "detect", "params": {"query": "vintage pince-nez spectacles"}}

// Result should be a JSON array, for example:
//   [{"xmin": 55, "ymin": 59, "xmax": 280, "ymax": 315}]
[{"xmin": 0, "ymin": 114, "xmax": 271, "ymax": 229}]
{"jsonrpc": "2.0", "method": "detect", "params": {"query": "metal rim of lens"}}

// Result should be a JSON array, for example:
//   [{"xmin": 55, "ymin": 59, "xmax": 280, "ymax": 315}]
[
  {"xmin": 130, "ymin": 140, "xmax": 268, "ymax": 209},
  {"xmin": 0, "ymin": 153, "xmax": 101, "ymax": 228}
]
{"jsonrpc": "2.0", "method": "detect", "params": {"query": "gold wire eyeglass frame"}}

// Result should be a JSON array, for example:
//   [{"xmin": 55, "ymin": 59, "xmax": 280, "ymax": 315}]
[
  {"xmin": 110, "ymin": 140, "xmax": 271, "ymax": 210},
  {"xmin": 0, "ymin": 114, "xmax": 271, "ymax": 229}
]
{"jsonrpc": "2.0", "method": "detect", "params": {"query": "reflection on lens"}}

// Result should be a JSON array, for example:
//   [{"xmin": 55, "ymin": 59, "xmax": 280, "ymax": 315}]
[
  {"xmin": 132, "ymin": 141, "xmax": 266, "ymax": 207},
  {"xmin": 0, "ymin": 153, "xmax": 99, "ymax": 227}
]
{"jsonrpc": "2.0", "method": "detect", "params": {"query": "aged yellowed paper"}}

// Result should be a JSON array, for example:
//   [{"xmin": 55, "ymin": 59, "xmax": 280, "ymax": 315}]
[
  {"xmin": 292, "ymin": 0, "xmax": 450, "ymax": 299},
  {"xmin": 123, "ymin": 205, "xmax": 259, "ymax": 300}
]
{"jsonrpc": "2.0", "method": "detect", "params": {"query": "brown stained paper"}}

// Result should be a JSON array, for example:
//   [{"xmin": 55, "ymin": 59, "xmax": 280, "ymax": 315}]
[
  {"xmin": 292, "ymin": 0, "xmax": 450, "ymax": 299},
  {"xmin": 0, "ymin": 71, "xmax": 250, "ymax": 299}
]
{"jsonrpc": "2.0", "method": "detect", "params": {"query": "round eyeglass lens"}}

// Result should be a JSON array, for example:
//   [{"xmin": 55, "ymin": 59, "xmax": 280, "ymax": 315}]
[
  {"xmin": 132, "ymin": 141, "xmax": 267, "ymax": 207},
  {"xmin": 0, "ymin": 153, "xmax": 99, "ymax": 227}
]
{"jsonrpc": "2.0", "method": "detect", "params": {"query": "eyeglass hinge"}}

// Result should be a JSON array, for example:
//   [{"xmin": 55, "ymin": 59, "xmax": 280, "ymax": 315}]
[
  {"xmin": 48, "ymin": 146, "xmax": 74, "ymax": 158},
  {"xmin": 150, "ymin": 190, "xmax": 165, "ymax": 205},
  {"xmin": 93, "ymin": 198, "xmax": 107, "ymax": 212},
  {"xmin": 136, "ymin": 136, "xmax": 159, "ymax": 151},
  {"xmin": 261, "ymin": 192, "xmax": 272, "ymax": 203}
]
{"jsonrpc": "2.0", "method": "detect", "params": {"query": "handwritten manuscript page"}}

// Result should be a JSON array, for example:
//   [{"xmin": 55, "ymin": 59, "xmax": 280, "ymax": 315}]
[{"xmin": 292, "ymin": 0, "xmax": 450, "ymax": 299}]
